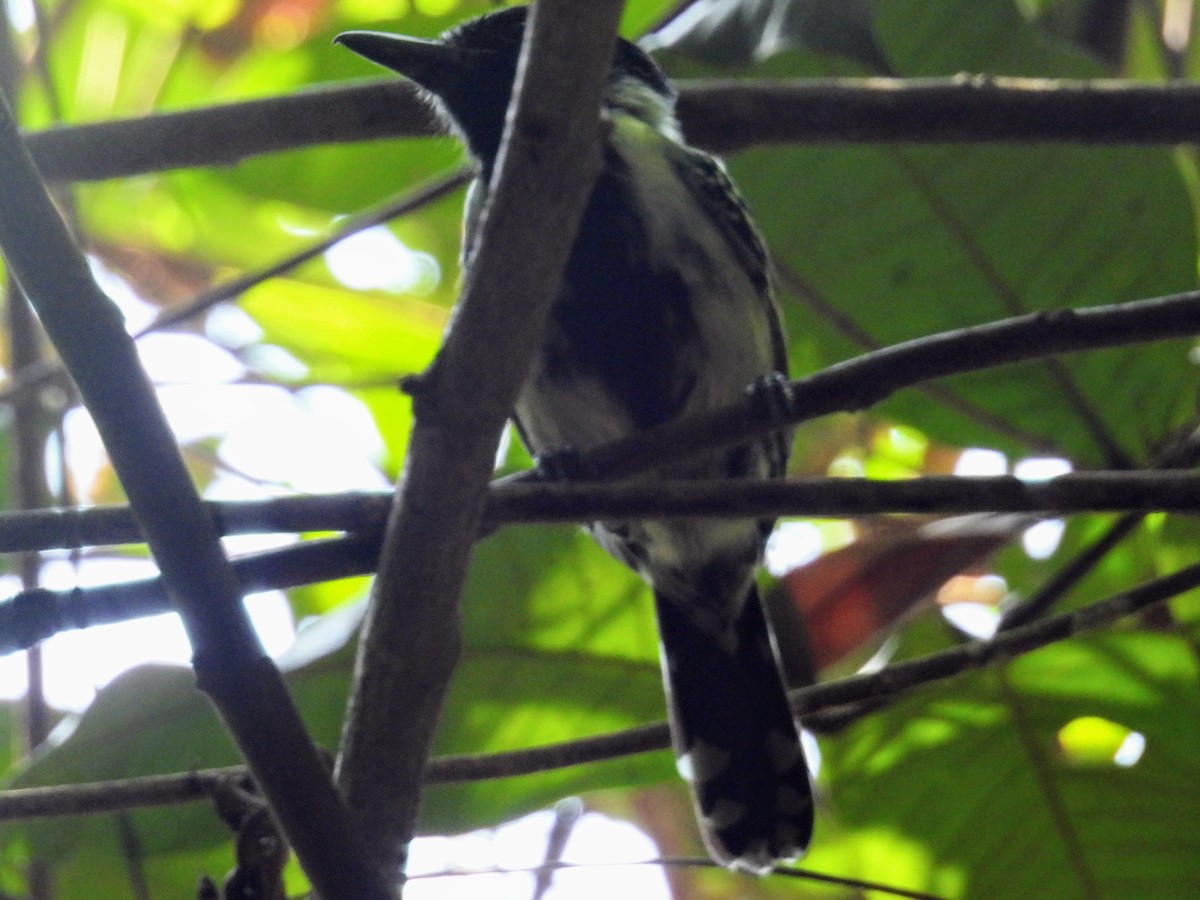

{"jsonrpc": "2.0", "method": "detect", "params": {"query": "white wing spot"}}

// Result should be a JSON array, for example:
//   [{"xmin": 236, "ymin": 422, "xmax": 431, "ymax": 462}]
[{"xmin": 675, "ymin": 751, "xmax": 695, "ymax": 782}]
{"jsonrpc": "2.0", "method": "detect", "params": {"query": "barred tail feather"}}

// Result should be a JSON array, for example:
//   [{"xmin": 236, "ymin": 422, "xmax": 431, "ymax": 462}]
[{"xmin": 654, "ymin": 585, "xmax": 814, "ymax": 873}]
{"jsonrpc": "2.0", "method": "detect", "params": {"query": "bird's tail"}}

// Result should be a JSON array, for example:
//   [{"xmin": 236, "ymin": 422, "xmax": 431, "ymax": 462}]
[{"xmin": 654, "ymin": 583, "xmax": 813, "ymax": 874}]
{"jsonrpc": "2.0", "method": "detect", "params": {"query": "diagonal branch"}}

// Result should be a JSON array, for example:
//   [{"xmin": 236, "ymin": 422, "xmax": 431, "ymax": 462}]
[
  {"xmin": 0, "ymin": 169, "xmax": 470, "ymax": 410},
  {"xmin": 4, "ymin": 552, "xmax": 1195, "ymax": 823},
  {"xmin": 536, "ymin": 289, "xmax": 1200, "ymax": 484},
  {"xmin": 0, "ymin": 86, "xmax": 393, "ymax": 899},
  {"xmin": 333, "ymin": 0, "xmax": 626, "ymax": 873},
  {"xmin": 1, "ymin": 289, "xmax": 1198, "ymax": 658}
]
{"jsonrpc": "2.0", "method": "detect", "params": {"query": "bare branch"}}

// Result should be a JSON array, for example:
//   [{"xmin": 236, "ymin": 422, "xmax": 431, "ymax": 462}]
[
  {"xmin": 26, "ymin": 80, "xmax": 434, "ymax": 182},
  {"xmin": 6, "ymin": 468, "xmax": 1200, "ymax": 653},
  {"xmin": 0, "ymin": 536, "xmax": 381, "ymax": 655},
  {"xmin": 23, "ymin": 77, "xmax": 1200, "ymax": 184},
  {"xmin": 0, "ymin": 86, "xmax": 393, "ymax": 900},
  {"xmin": 0, "ymin": 170, "xmax": 469, "ymax": 410},
  {"xmin": 545, "ymin": 289, "xmax": 1200, "ymax": 484},
  {"xmin": 431, "ymin": 554, "xmax": 1200, "ymax": 779},
  {"xmin": 0, "ymin": 279, "xmax": 1193, "ymax": 566},
  {"xmin": 334, "ymin": 0, "xmax": 626, "ymax": 872},
  {"xmin": 138, "ymin": 168, "xmax": 471, "ymax": 335},
  {"xmin": 0, "ymin": 492, "xmax": 391, "ymax": 553},
  {"xmin": 486, "ymin": 471, "xmax": 1200, "ymax": 523},
  {"xmin": 0, "ymin": 767, "xmax": 246, "ymax": 820},
  {"xmin": 9, "ymin": 468, "xmax": 1200, "ymax": 559},
  {"xmin": 676, "ymin": 76, "xmax": 1200, "ymax": 152},
  {"xmin": 5, "ymin": 553, "xmax": 1194, "ymax": 824}
]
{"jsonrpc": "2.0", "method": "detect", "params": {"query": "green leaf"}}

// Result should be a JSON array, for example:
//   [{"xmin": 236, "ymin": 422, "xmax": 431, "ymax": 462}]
[
  {"xmin": 239, "ymin": 278, "xmax": 447, "ymax": 383},
  {"xmin": 668, "ymin": 0, "xmax": 1199, "ymax": 464},
  {"xmin": 818, "ymin": 631, "xmax": 1200, "ymax": 898}
]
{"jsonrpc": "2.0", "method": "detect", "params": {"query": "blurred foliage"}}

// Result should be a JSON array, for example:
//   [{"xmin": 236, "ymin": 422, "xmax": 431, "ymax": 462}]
[{"xmin": 0, "ymin": 0, "xmax": 1198, "ymax": 897}]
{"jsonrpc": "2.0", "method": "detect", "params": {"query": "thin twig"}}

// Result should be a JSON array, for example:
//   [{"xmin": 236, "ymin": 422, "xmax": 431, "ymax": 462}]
[
  {"xmin": 0, "ymin": 492, "xmax": 391, "ymax": 553},
  {"xmin": 420, "ymin": 857, "xmax": 947, "ymax": 900},
  {"xmin": 531, "ymin": 798, "xmax": 583, "ymax": 900},
  {"xmin": 998, "ymin": 425, "xmax": 1200, "ymax": 630},
  {"xmin": 115, "ymin": 814, "xmax": 152, "ymax": 900},
  {"xmin": 427, "ymin": 555, "xmax": 1200, "ymax": 781},
  {"xmin": 0, "ymin": 170, "xmax": 470, "ymax": 410},
  {"xmin": 136, "ymin": 168, "xmax": 471, "ymax": 336},
  {"xmin": 4, "ymin": 555, "xmax": 1193, "ymax": 822},
  {"xmin": 0, "ymin": 535, "xmax": 381, "ymax": 655},
  {"xmin": 661, "ymin": 858, "xmax": 946, "ymax": 900},
  {"xmin": 0, "ymin": 767, "xmax": 246, "ymax": 820}
]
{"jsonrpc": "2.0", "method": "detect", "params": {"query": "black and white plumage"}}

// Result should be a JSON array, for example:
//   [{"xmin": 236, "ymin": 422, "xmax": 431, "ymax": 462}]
[{"xmin": 337, "ymin": 6, "xmax": 813, "ymax": 873}]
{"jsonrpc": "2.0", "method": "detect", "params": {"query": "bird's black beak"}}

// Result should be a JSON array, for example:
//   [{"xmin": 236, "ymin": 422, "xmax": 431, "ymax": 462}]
[{"xmin": 335, "ymin": 31, "xmax": 466, "ymax": 96}]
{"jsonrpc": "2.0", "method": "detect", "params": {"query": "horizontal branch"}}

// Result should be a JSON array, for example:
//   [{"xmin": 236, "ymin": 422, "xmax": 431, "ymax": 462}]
[
  {"xmin": 546, "ymin": 290, "xmax": 1200, "ymax": 483},
  {"xmin": 0, "ymin": 492, "xmax": 393, "ymax": 553},
  {"xmin": 0, "ymin": 535, "xmax": 381, "ymax": 655},
  {"xmin": 485, "ymin": 471, "xmax": 1200, "ymax": 523},
  {"xmin": 2, "ymin": 469, "xmax": 1200, "ymax": 653},
  {"xmin": 675, "ymin": 75, "xmax": 1200, "ymax": 152},
  {"xmin": 23, "ymin": 77, "xmax": 1200, "ymax": 183},
  {"xmin": 3, "ymin": 289, "xmax": 1198, "ymax": 652},
  {"xmin": 5, "ymin": 553, "xmax": 1195, "ymax": 822},
  {"xmin": 25, "ymin": 80, "xmax": 434, "ymax": 182},
  {"xmin": 4, "ymin": 470, "xmax": 1200, "ymax": 556},
  {"xmin": 0, "ymin": 767, "xmax": 246, "ymax": 821}
]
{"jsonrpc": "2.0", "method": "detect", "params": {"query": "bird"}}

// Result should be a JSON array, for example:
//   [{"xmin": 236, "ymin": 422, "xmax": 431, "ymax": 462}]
[{"xmin": 336, "ymin": 6, "xmax": 813, "ymax": 874}]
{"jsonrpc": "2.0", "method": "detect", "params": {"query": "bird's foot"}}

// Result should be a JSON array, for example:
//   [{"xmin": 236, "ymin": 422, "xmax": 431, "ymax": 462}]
[{"xmin": 746, "ymin": 372, "xmax": 795, "ymax": 428}]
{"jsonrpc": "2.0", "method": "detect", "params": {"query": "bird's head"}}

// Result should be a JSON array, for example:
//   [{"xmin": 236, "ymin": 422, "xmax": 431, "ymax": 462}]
[{"xmin": 336, "ymin": 6, "xmax": 677, "ymax": 169}]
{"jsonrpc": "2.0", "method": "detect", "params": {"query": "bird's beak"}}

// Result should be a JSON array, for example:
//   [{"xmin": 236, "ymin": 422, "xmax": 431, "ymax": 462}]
[{"xmin": 335, "ymin": 31, "xmax": 465, "ymax": 96}]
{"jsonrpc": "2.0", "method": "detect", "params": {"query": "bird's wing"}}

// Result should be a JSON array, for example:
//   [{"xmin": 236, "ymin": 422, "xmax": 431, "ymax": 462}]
[{"xmin": 669, "ymin": 144, "xmax": 788, "ymax": 375}]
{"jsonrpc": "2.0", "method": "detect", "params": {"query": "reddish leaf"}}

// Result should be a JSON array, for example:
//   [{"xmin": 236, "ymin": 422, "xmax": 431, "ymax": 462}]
[{"xmin": 781, "ymin": 515, "xmax": 1026, "ymax": 668}]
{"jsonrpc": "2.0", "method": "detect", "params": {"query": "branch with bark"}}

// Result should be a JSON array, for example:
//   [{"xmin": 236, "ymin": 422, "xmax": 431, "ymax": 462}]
[
  {"xmin": 2, "ymin": 283, "xmax": 1200, "ymax": 652},
  {"xmin": 22, "ymin": 77, "xmax": 1200, "ymax": 183},
  {"xmin": 333, "ymin": 0, "xmax": 627, "ymax": 873},
  {"xmin": 0, "ymin": 77, "xmax": 393, "ymax": 900},
  {"xmin": 4, "ymin": 550, "xmax": 1194, "ymax": 823},
  {"xmin": 3, "ymin": 468, "xmax": 1200, "ymax": 557}
]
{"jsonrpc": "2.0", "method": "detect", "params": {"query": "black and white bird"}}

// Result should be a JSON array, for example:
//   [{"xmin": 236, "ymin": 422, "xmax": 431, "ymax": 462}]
[{"xmin": 337, "ymin": 6, "xmax": 813, "ymax": 873}]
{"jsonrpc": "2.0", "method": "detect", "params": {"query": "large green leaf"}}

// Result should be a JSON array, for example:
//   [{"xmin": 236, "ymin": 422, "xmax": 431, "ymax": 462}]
[
  {"xmin": 239, "ymin": 278, "xmax": 448, "ymax": 382},
  {"xmin": 663, "ymin": 0, "xmax": 1198, "ymax": 464},
  {"xmin": 817, "ymin": 631, "xmax": 1200, "ymax": 898},
  {"xmin": 6, "ymin": 0, "xmax": 1200, "ymax": 896}
]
